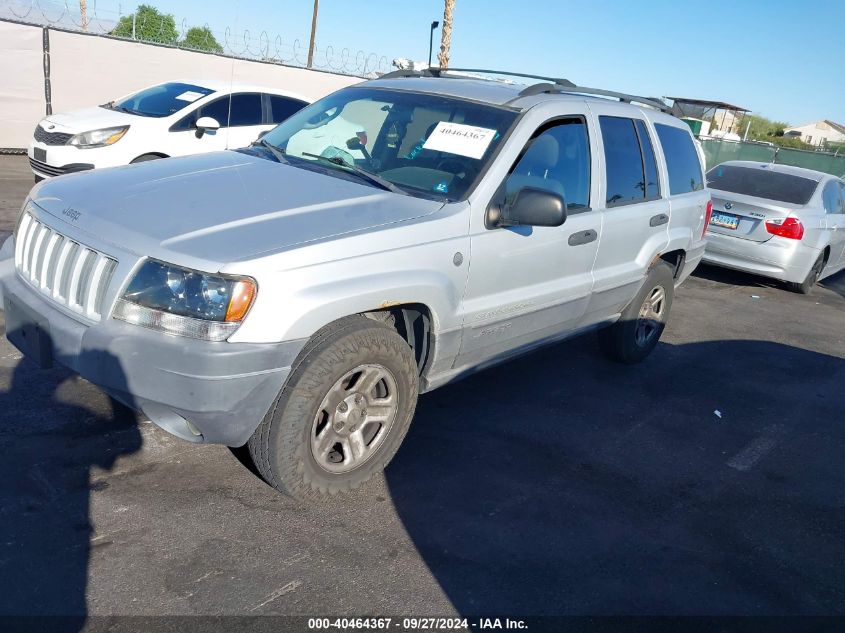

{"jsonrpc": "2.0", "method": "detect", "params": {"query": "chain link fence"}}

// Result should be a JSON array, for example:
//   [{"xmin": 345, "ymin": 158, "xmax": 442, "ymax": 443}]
[
  {"xmin": 701, "ymin": 139, "xmax": 845, "ymax": 178},
  {"xmin": 1, "ymin": 0, "xmax": 393, "ymax": 76}
]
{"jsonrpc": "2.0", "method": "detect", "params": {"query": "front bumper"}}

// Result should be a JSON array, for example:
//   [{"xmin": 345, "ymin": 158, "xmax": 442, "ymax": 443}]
[
  {"xmin": 27, "ymin": 141, "xmax": 113, "ymax": 179},
  {"xmin": 702, "ymin": 230, "xmax": 820, "ymax": 284},
  {"xmin": 1, "ymin": 247, "xmax": 305, "ymax": 446}
]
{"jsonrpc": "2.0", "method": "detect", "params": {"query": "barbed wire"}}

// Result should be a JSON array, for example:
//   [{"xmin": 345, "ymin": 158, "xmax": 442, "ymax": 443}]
[{"xmin": 1, "ymin": 0, "xmax": 392, "ymax": 77}]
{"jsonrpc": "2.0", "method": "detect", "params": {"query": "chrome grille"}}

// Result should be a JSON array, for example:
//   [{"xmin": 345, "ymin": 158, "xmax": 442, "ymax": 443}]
[
  {"xmin": 14, "ymin": 212, "xmax": 117, "ymax": 321},
  {"xmin": 33, "ymin": 125, "xmax": 72, "ymax": 146}
]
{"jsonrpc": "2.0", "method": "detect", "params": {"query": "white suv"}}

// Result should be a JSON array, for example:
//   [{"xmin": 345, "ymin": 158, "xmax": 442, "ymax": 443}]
[
  {"xmin": 27, "ymin": 80, "xmax": 310, "ymax": 181},
  {"xmin": 2, "ymin": 70, "xmax": 710, "ymax": 498}
]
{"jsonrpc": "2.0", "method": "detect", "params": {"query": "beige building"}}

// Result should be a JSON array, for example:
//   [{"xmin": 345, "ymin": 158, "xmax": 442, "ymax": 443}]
[{"xmin": 784, "ymin": 120, "xmax": 845, "ymax": 147}]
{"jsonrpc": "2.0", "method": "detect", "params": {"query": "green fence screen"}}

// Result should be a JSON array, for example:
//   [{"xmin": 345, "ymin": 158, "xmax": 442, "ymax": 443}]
[{"xmin": 701, "ymin": 139, "xmax": 845, "ymax": 177}]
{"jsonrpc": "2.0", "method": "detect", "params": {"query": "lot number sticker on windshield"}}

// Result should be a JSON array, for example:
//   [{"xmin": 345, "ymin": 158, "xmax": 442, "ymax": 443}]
[
  {"xmin": 175, "ymin": 91, "xmax": 206, "ymax": 102},
  {"xmin": 422, "ymin": 122, "xmax": 497, "ymax": 159}
]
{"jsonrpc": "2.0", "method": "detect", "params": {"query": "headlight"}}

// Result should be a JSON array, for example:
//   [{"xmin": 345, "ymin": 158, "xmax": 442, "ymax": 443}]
[
  {"xmin": 68, "ymin": 126, "xmax": 129, "ymax": 148},
  {"xmin": 113, "ymin": 260, "xmax": 257, "ymax": 341}
]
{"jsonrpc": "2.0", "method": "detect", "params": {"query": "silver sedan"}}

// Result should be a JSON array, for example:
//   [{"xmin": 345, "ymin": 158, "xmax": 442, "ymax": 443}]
[{"xmin": 703, "ymin": 161, "xmax": 845, "ymax": 293}]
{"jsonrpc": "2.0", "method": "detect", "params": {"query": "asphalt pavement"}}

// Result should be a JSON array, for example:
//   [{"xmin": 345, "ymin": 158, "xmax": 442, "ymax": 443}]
[{"xmin": 0, "ymin": 156, "xmax": 843, "ymax": 627}]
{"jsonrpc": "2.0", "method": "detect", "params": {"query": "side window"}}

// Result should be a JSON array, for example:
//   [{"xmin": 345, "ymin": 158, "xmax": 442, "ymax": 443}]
[
  {"xmin": 170, "ymin": 96, "xmax": 231, "ymax": 131},
  {"xmin": 226, "ymin": 93, "xmax": 263, "ymax": 127},
  {"xmin": 600, "ymin": 116, "xmax": 646, "ymax": 207},
  {"xmin": 654, "ymin": 123, "xmax": 704, "ymax": 194},
  {"xmin": 197, "ymin": 97, "xmax": 233, "ymax": 126},
  {"xmin": 635, "ymin": 120, "xmax": 660, "ymax": 199},
  {"xmin": 822, "ymin": 181, "xmax": 842, "ymax": 214},
  {"xmin": 268, "ymin": 95, "xmax": 308, "ymax": 124},
  {"xmin": 840, "ymin": 183, "xmax": 845, "ymax": 214},
  {"xmin": 505, "ymin": 118, "xmax": 591, "ymax": 211}
]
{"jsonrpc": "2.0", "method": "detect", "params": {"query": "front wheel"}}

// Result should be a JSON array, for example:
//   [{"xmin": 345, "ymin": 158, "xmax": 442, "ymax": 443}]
[
  {"xmin": 599, "ymin": 261, "xmax": 675, "ymax": 364},
  {"xmin": 246, "ymin": 315, "xmax": 419, "ymax": 499}
]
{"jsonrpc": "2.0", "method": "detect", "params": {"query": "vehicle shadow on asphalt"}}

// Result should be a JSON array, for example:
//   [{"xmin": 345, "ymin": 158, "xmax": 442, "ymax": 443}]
[
  {"xmin": 385, "ymin": 335, "xmax": 845, "ymax": 617},
  {"xmin": 0, "ymin": 333, "xmax": 141, "ymax": 631},
  {"xmin": 694, "ymin": 262, "xmax": 845, "ymax": 299}
]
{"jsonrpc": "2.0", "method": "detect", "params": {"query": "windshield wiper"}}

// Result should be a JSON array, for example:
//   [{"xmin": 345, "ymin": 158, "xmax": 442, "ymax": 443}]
[
  {"xmin": 253, "ymin": 138, "xmax": 289, "ymax": 164},
  {"xmin": 300, "ymin": 152, "xmax": 403, "ymax": 194}
]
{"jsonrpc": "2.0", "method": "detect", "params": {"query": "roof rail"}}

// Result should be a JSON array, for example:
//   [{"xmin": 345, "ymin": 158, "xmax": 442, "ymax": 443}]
[
  {"xmin": 376, "ymin": 67, "xmax": 672, "ymax": 114},
  {"xmin": 550, "ymin": 85, "xmax": 672, "ymax": 113}
]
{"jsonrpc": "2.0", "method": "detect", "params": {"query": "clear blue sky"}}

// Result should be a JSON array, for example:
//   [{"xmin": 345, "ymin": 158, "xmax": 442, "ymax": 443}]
[{"xmin": 90, "ymin": 0, "xmax": 844, "ymax": 125}]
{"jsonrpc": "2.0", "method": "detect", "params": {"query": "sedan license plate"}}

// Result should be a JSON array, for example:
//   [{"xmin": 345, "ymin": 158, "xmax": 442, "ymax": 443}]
[
  {"xmin": 710, "ymin": 211, "xmax": 739, "ymax": 230},
  {"xmin": 33, "ymin": 146, "xmax": 46, "ymax": 162}
]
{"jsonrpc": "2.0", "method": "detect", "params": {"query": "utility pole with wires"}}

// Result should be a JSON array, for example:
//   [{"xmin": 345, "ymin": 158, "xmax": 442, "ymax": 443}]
[
  {"xmin": 437, "ymin": 0, "xmax": 455, "ymax": 69},
  {"xmin": 307, "ymin": 0, "xmax": 319, "ymax": 68}
]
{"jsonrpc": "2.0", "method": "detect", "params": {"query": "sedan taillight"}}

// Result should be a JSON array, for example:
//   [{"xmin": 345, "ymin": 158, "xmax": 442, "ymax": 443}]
[
  {"xmin": 702, "ymin": 200, "xmax": 713, "ymax": 239},
  {"xmin": 765, "ymin": 217, "xmax": 804, "ymax": 240}
]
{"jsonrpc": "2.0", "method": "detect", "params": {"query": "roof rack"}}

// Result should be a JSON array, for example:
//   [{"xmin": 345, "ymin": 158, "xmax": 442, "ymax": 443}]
[
  {"xmin": 377, "ymin": 67, "xmax": 671, "ymax": 114},
  {"xmin": 532, "ymin": 85, "xmax": 672, "ymax": 113},
  {"xmin": 379, "ymin": 67, "xmax": 575, "ymax": 87}
]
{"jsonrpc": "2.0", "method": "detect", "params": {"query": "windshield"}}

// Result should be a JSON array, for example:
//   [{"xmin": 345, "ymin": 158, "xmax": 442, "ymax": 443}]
[
  {"xmin": 706, "ymin": 165, "xmax": 819, "ymax": 205},
  {"xmin": 108, "ymin": 82, "xmax": 215, "ymax": 118},
  {"xmin": 260, "ymin": 86, "xmax": 518, "ymax": 200}
]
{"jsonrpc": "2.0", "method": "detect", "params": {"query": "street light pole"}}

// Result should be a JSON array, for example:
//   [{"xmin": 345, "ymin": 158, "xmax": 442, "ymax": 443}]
[{"xmin": 428, "ymin": 21, "xmax": 439, "ymax": 67}]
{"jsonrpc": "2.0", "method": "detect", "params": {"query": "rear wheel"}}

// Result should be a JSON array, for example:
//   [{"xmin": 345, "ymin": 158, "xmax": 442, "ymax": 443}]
[
  {"xmin": 787, "ymin": 252, "xmax": 824, "ymax": 294},
  {"xmin": 599, "ymin": 261, "xmax": 675, "ymax": 364},
  {"xmin": 246, "ymin": 315, "xmax": 419, "ymax": 499}
]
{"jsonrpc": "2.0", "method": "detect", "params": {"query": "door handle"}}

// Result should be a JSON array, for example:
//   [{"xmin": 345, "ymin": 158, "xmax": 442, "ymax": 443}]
[
  {"xmin": 650, "ymin": 213, "xmax": 669, "ymax": 227},
  {"xmin": 568, "ymin": 229, "xmax": 597, "ymax": 246}
]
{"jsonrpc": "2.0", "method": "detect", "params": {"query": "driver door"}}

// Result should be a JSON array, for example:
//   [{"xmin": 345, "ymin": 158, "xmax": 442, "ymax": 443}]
[{"xmin": 457, "ymin": 113, "xmax": 601, "ymax": 367}]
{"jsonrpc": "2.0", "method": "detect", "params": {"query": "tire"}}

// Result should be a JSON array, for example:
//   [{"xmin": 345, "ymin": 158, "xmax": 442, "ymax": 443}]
[
  {"xmin": 246, "ymin": 315, "xmax": 419, "ymax": 499},
  {"xmin": 599, "ymin": 261, "xmax": 675, "ymax": 364},
  {"xmin": 787, "ymin": 252, "xmax": 824, "ymax": 295},
  {"xmin": 130, "ymin": 153, "xmax": 165, "ymax": 163}
]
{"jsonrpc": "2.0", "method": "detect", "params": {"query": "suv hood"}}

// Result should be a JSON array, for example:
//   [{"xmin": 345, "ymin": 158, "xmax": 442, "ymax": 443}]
[
  {"xmin": 42, "ymin": 106, "xmax": 137, "ymax": 133},
  {"xmin": 29, "ymin": 150, "xmax": 443, "ymax": 267}
]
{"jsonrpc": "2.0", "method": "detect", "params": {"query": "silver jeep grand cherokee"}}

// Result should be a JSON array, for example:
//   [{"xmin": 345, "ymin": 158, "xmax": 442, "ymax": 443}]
[{"xmin": 0, "ymin": 70, "xmax": 710, "ymax": 498}]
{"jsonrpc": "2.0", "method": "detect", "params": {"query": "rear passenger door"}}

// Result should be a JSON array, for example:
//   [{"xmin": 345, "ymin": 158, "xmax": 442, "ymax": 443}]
[
  {"xmin": 458, "ymin": 113, "xmax": 600, "ymax": 366},
  {"xmin": 585, "ymin": 106, "xmax": 670, "ymax": 321},
  {"xmin": 822, "ymin": 180, "xmax": 845, "ymax": 269}
]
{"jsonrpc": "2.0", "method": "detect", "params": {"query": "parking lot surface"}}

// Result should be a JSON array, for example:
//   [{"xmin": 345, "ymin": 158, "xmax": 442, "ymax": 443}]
[{"xmin": 1, "ymin": 156, "xmax": 844, "ymax": 620}]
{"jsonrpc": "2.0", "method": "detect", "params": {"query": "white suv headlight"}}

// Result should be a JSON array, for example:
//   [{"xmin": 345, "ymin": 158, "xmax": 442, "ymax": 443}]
[
  {"xmin": 68, "ymin": 126, "xmax": 129, "ymax": 148},
  {"xmin": 113, "ymin": 260, "xmax": 257, "ymax": 341}
]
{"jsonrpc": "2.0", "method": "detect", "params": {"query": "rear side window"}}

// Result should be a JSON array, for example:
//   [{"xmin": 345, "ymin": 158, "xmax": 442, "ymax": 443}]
[
  {"xmin": 655, "ymin": 124, "xmax": 704, "ymax": 194},
  {"xmin": 636, "ymin": 120, "xmax": 660, "ymax": 199},
  {"xmin": 706, "ymin": 165, "xmax": 819, "ymax": 205},
  {"xmin": 268, "ymin": 95, "xmax": 308, "ymax": 124},
  {"xmin": 600, "ymin": 116, "xmax": 653, "ymax": 207},
  {"xmin": 822, "ymin": 181, "xmax": 843, "ymax": 214}
]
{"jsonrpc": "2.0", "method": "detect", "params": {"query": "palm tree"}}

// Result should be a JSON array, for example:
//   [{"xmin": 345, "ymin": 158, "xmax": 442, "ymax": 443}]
[
  {"xmin": 437, "ymin": 0, "xmax": 455, "ymax": 68},
  {"xmin": 79, "ymin": 0, "xmax": 88, "ymax": 31}
]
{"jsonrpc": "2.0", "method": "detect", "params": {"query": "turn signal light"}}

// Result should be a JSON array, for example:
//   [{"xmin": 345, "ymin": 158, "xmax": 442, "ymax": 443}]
[
  {"xmin": 765, "ymin": 217, "xmax": 804, "ymax": 240},
  {"xmin": 225, "ymin": 280, "xmax": 257, "ymax": 322}
]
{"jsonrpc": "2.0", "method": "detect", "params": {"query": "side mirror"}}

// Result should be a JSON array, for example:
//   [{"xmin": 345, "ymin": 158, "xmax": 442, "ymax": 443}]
[
  {"xmin": 487, "ymin": 187, "xmax": 567, "ymax": 229},
  {"xmin": 257, "ymin": 129, "xmax": 270, "ymax": 140},
  {"xmin": 195, "ymin": 116, "xmax": 220, "ymax": 138},
  {"xmin": 346, "ymin": 137, "xmax": 364, "ymax": 151}
]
